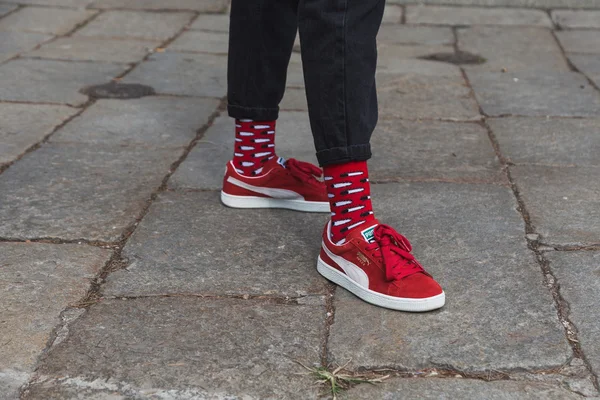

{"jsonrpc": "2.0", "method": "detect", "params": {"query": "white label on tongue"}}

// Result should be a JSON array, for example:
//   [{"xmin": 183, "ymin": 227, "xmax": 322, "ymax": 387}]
[
  {"xmin": 277, "ymin": 157, "xmax": 286, "ymax": 168},
  {"xmin": 360, "ymin": 225, "xmax": 376, "ymax": 243}
]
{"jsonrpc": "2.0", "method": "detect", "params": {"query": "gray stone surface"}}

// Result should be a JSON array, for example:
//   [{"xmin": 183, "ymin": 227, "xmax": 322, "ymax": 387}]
[
  {"xmin": 0, "ymin": 103, "xmax": 77, "ymax": 165},
  {"xmin": 329, "ymin": 183, "xmax": 571, "ymax": 371},
  {"xmin": 89, "ymin": 0, "xmax": 229, "ymax": 12},
  {"xmin": 0, "ymin": 243, "xmax": 111, "ymax": 399},
  {"xmin": 0, "ymin": 7, "xmax": 96, "ymax": 35},
  {"xmin": 569, "ymin": 54, "xmax": 600, "ymax": 88},
  {"xmin": 511, "ymin": 166, "xmax": 600, "ymax": 247},
  {"xmin": 104, "ymin": 190, "xmax": 329, "ymax": 297},
  {"xmin": 167, "ymin": 30, "xmax": 228, "ymax": 54},
  {"xmin": 378, "ymin": 42, "xmax": 455, "ymax": 61},
  {"xmin": 75, "ymin": 10, "xmax": 193, "ymax": 41},
  {"xmin": 377, "ymin": 72, "xmax": 482, "ymax": 121},
  {"xmin": 458, "ymin": 26, "xmax": 569, "ymax": 72},
  {"xmin": 29, "ymin": 37, "xmax": 160, "ymax": 63},
  {"xmin": 51, "ymin": 97, "xmax": 219, "ymax": 147},
  {"xmin": 489, "ymin": 117, "xmax": 600, "ymax": 167},
  {"xmin": 0, "ymin": 143, "xmax": 181, "ymax": 241},
  {"xmin": 0, "ymin": 3, "xmax": 17, "ymax": 17},
  {"xmin": 188, "ymin": 13, "xmax": 229, "ymax": 32},
  {"xmin": 556, "ymin": 31, "xmax": 600, "ymax": 55},
  {"xmin": 552, "ymin": 10, "xmax": 600, "ymax": 29},
  {"xmin": 1, "ymin": 0, "xmax": 93, "ymax": 6},
  {"xmin": 123, "ymin": 52, "xmax": 226, "ymax": 98},
  {"xmin": 389, "ymin": 0, "xmax": 600, "ymax": 8},
  {"xmin": 0, "ymin": 31, "xmax": 52, "ymax": 63},
  {"xmin": 378, "ymin": 25, "xmax": 454, "ymax": 46},
  {"xmin": 27, "ymin": 297, "xmax": 323, "ymax": 399},
  {"xmin": 280, "ymin": 87, "xmax": 308, "ymax": 110},
  {"xmin": 378, "ymin": 57, "xmax": 463, "ymax": 77},
  {"xmin": 371, "ymin": 119, "xmax": 503, "ymax": 182},
  {"xmin": 0, "ymin": 58, "xmax": 126, "ymax": 106},
  {"xmin": 467, "ymin": 71, "xmax": 600, "ymax": 117},
  {"xmin": 383, "ymin": 5, "xmax": 403, "ymax": 24},
  {"xmin": 549, "ymin": 251, "xmax": 600, "ymax": 375},
  {"xmin": 346, "ymin": 378, "xmax": 584, "ymax": 399},
  {"xmin": 406, "ymin": 5, "xmax": 552, "ymax": 26}
]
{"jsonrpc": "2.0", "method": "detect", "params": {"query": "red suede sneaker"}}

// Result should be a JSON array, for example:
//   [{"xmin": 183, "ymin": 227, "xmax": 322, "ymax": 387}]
[
  {"xmin": 317, "ymin": 219, "xmax": 445, "ymax": 311},
  {"xmin": 221, "ymin": 157, "xmax": 329, "ymax": 212}
]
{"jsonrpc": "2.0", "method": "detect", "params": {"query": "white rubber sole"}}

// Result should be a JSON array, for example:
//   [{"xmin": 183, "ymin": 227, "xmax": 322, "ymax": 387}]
[
  {"xmin": 221, "ymin": 191, "xmax": 330, "ymax": 213},
  {"xmin": 317, "ymin": 256, "xmax": 445, "ymax": 312}
]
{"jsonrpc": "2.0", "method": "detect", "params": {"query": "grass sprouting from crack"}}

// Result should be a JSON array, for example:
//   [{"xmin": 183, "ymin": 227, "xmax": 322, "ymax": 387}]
[{"xmin": 296, "ymin": 360, "xmax": 389, "ymax": 399}]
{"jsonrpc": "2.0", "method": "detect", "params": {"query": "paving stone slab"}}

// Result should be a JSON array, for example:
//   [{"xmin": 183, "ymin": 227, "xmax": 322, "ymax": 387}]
[
  {"xmin": 458, "ymin": 26, "xmax": 569, "ymax": 72},
  {"xmin": 569, "ymin": 54, "xmax": 600, "ymax": 88},
  {"xmin": 0, "ymin": 58, "xmax": 126, "ymax": 106},
  {"xmin": 371, "ymin": 119, "xmax": 503, "ymax": 182},
  {"xmin": 389, "ymin": 0, "xmax": 600, "ymax": 8},
  {"xmin": 346, "ymin": 378, "xmax": 584, "ymax": 399},
  {"xmin": 548, "ymin": 251, "xmax": 600, "ymax": 375},
  {"xmin": 406, "ymin": 5, "xmax": 552, "ymax": 26},
  {"xmin": 189, "ymin": 13, "xmax": 229, "ymax": 32},
  {"xmin": 556, "ymin": 30, "xmax": 600, "ymax": 55},
  {"xmin": 286, "ymin": 53, "xmax": 305, "ymax": 88},
  {"xmin": 122, "ymin": 52, "xmax": 226, "ymax": 98},
  {"xmin": 104, "ymin": 190, "xmax": 329, "ymax": 297},
  {"xmin": 28, "ymin": 37, "xmax": 160, "ymax": 63},
  {"xmin": 1, "ymin": 0, "xmax": 94, "ymax": 6},
  {"xmin": 329, "ymin": 182, "xmax": 571, "ymax": 371},
  {"xmin": 378, "ymin": 25, "xmax": 454, "ymax": 46},
  {"xmin": 0, "ymin": 3, "xmax": 17, "ymax": 17},
  {"xmin": 89, "ymin": 0, "xmax": 229, "ymax": 12},
  {"xmin": 0, "ymin": 103, "xmax": 77, "ymax": 165},
  {"xmin": 489, "ymin": 117, "xmax": 600, "ymax": 167},
  {"xmin": 378, "ymin": 43, "xmax": 455, "ymax": 62},
  {"xmin": 51, "ymin": 97, "xmax": 218, "ymax": 147},
  {"xmin": 26, "ymin": 297, "xmax": 323, "ymax": 399},
  {"xmin": 0, "ymin": 7, "xmax": 96, "ymax": 35},
  {"xmin": 280, "ymin": 87, "xmax": 308, "ymax": 111},
  {"xmin": 75, "ymin": 10, "xmax": 193, "ymax": 41},
  {"xmin": 377, "ymin": 72, "xmax": 482, "ymax": 121},
  {"xmin": 467, "ymin": 71, "xmax": 600, "ymax": 117},
  {"xmin": 511, "ymin": 166, "xmax": 600, "ymax": 247},
  {"xmin": 0, "ymin": 243, "xmax": 111, "ymax": 399},
  {"xmin": 552, "ymin": 10, "xmax": 600, "ymax": 29},
  {"xmin": 383, "ymin": 4, "xmax": 403, "ymax": 24},
  {"xmin": 167, "ymin": 30, "xmax": 228, "ymax": 54},
  {"xmin": 378, "ymin": 57, "xmax": 463, "ymax": 77},
  {"xmin": 0, "ymin": 30, "xmax": 52, "ymax": 64},
  {"xmin": 0, "ymin": 143, "xmax": 181, "ymax": 241}
]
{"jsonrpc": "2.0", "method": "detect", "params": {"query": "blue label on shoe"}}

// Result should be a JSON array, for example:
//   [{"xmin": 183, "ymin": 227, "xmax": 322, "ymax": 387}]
[
  {"xmin": 361, "ymin": 226, "xmax": 376, "ymax": 243},
  {"xmin": 277, "ymin": 157, "xmax": 286, "ymax": 168}
]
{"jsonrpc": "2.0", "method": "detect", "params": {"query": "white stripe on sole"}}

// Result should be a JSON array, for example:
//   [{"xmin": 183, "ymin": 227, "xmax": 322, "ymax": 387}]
[
  {"xmin": 221, "ymin": 191, "xmax": 330, "ymax": 213},
  {"xmin": 317, "ymin": 256, "xmax": 445, "ymax": 312}
]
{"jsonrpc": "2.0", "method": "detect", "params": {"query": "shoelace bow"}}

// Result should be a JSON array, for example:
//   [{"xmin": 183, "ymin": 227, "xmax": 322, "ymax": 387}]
[
  {"xmin": 365, "ymin": 224, "xmax": 425, "ymax": 281},
  {"xmin": 286, "ymin": 158, "xmax": 323, "ymax": 185}
]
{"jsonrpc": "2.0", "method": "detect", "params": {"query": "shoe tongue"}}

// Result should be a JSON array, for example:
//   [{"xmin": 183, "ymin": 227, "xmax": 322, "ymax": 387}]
[{"xmin": 348, "ymin": 220, "xmax": 380, "ymax": 244}]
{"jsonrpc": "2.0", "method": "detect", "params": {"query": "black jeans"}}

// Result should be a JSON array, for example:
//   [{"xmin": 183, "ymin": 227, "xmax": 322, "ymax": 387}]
[{"xmin": 227, "ymin": 0, "xmax": 385, "ymax": 166}]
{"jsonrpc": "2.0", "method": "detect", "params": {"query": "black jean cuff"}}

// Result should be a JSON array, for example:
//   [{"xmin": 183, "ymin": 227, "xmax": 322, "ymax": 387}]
[
  {"xmin": 228, "ymin": 103, "xmax": 280, "ymax": 121},
  {"xmin": 316, "ymin": 144, "xmax": 372, "ymax": 167}
]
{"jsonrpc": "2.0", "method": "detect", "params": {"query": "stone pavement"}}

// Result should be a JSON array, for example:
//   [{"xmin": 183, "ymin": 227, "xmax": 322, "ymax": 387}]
[{"xmin": 0, "ymin": 1, "xmax": 599, "ymax": 399}]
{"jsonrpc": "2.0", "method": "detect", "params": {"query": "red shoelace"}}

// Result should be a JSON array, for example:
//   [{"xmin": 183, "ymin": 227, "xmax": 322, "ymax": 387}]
[
  {"xmin": 286, "ymin": 158, "xmax": 323, "ymax": 185},
  {"xmin": 365, "ymin": 224, "xmax": 425, "ymax": 281}
]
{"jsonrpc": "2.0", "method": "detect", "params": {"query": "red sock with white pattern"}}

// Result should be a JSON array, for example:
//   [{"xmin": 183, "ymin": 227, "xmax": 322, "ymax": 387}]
[
  {"xmin": 233, "ymin": 119, "xmax": 276, "ymax": 175},
  {"xmin": 323, "ymin": 161, "xmax": 375, "ymax": 244}
]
